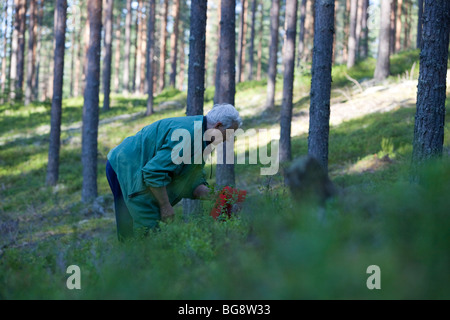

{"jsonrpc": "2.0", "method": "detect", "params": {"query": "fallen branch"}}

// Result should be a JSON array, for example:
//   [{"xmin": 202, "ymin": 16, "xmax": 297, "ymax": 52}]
[{"xmin": 344, "ymin": 72, "xmax": 364, "ymax": 93}]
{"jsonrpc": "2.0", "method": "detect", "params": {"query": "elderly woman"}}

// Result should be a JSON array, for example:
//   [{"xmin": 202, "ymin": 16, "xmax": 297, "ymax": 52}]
[{"xmin": 106, "ymin": 103, "xmax": 242, "ymax": 240}]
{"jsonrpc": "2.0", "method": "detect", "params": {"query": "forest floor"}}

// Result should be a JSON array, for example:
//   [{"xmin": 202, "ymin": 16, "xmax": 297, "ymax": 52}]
[{"xmin": 1, "ymin": 50, "xmax": 450, "ymax": 299}]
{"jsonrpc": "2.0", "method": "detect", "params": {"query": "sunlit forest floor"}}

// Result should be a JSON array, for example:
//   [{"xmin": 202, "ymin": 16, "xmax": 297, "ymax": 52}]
[{"xmin": 1, "ymin": 50, "xmax": 450, "ymax": 299}]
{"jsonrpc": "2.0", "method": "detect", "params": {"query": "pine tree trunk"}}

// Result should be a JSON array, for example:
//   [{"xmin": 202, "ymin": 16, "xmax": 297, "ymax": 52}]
[
  {"xmin": 265, "ymin": 0, "xmax": 280, "ymax": 109},
  {"xmin": 139, "ymin": 6, "xmax": 147, "ymax": 94},
  {"xmin": 178, "ymin": 33, "xmax": 186, "ymax": 91},
  {"xmin": 113, "ymin": 11, "xmax": 121, "ymax": 93},
  {"xmin": 69, "ymin": 11, "xmax": 76, "ymax": 98},
  {"xmin": 417, "ymin": 0, "xmax": 424, "ymax": 48},
  {"xmin": 389, "ymin": 0, "xmax": 396, "ymax": 55},
  {"xmin": 359, "ymin": 0, "xmax": 369, "ymax": 58},
  {"xmin": 216, "ymin": 0, "xmax": 236, "ymax": 107},
  {"xmin": 331, "ymin": 0, "xmax": 338, "ymax": 64},
  {"xmin": 74, "ymin": 16, "xmax": 83, "ymax": 97},
  {"xmin": 355, "ymin": 0, "xmax": 363, "ymax": 58},
  {"xmin": 41, "ymin": 39, "xmax": 49, "ymax": 101},
  {"xmin": 247, "ymin": 0, "xmax": 257, "ymax": 81},
  {"xmin": 256, "ymin": 1, "xmax": 263, "ymax": 80},
  {"xmin": 237, "ymin": 0, "xmax": 247, "ymax": 83},
  {"xmin": 81, "ymin": 13, "xmax": 90, "ymax": 94},
  {"xmin": 374, "ymin": 0, "xmax": 391, "ymax": 81},
  {"xmin": 1, "ymin": 0, "xmax": 9, "ymax": 100},
  {"xmin": 342, "ymin": 0, "xmax": 350, "ymax": 62},
  {"xmin": 25, "ymin": 0, "xmax": 37, "ymax": 105},
  {"xmin": 395, "ymin": 0, "xmax": 403, "ymax": 53},
  {"xmin": 279, "ymin": 0, "xmax": 298, "ymax": 163},
  {"xmin": 303, "ymin": 0, "xmax": 315, "ymax": 62},
  {"xmin": 46, "ymin": 0, "xmax": 67, "ymax": 186},
  {"xmin": 9, "ymin": 0, "xmax": 20, "ymax": 101},
  {"xmin": 215, "ymin": 0, "xmax": 236, "ymax": 188},
  {"xmin": 131, "ymin": 0, "xmax": 140, "ymax": 93},
  {"xmin": 184, "ymin": 0, "xmax": 208, "ymax": 216},
  {"xmin": 169, "ymin": 0, "xmax": 180, "ymax": 88},
  {"xmin": 123, "ymin": 0, "xmax": 132, "ymax": 93},
  {"xmin": 307, "ymin": 0, "xmax": 335, "ymax": 171},
  {"xmin": 403, "ymin": 0, "xmax": 411, "ymax": 49},
  {"xmin": 33, "ymin": 0, "xmax": 44, "ymax": 101},
  {"xmin": 187, "ymin": 0, "xmax": 208, "ymax": 116},
  {"xmin": 212, "ymin": 0, "xmax": 221, "ymax": 96},
  {"xmin": 81, "ymin": 0, "xmax": 103, "ymax": 203},
  {"xmin": 347, "ymin": 0, "xmax": 357, "ymax": 68},
  {"xmin": 297, "ymin": 0, "xmax": 307, "ymax": 66},
  {"xmin": 146, "ymin": 0, "xmax": 156, "ymax": 116},
  {"xmin": 15, "ymin": 0, "xmax": 26, "ymax": 100},
  {"xmin": 159, "ymin": 0, "xmax": 169, "ymax": 93},
  {"xmin": 412, "ymin": 0, "xmax": 450, "ymax": 167},
  {"xmin": 102, "ymin": 0, "xmax": 114, "ymax": 110}
]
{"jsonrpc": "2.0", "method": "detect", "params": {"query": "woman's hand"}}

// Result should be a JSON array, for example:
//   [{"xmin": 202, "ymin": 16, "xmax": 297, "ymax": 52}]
[{"xmin": 149, "ymin": 186, "xmax": 174, "ymax": 221}]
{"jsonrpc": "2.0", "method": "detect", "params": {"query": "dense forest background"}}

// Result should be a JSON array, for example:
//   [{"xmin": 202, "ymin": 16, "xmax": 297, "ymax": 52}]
[{"xmin": 0, "ymin": 0, "xmax": 421, "ymax": 103}]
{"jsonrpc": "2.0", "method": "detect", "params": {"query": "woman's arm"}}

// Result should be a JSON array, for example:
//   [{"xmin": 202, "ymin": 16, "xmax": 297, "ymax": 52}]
[{"xmin": 149, "ymin": 186, "xmax": 174, "ymax": 221}]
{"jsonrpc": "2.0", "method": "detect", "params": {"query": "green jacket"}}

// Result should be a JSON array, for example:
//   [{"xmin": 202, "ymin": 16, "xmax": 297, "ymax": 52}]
[{"xmin": 107, "ymin": 115, "xmax": 208, "ymax": 230}]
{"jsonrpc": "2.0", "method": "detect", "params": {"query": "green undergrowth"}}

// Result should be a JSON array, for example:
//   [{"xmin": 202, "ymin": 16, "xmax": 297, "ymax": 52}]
[{"xmin": 1, "ymin": 49, "xmax": 449, "ymax": 299}]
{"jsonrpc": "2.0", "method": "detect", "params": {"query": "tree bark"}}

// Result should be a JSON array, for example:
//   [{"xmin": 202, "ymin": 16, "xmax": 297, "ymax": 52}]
[
  {"xmin": 102, "ymin": 0, "xmax": 114, "ymax": 110},
  {"xmin": 9, "ymin": 0, "xmax": 20, "ymax": 101},
  {"xmin": 403, "ymin": 0, "xmax": 411, "ymax": 49},
  {"xmin": 46, "ymin": 0, "xmax": 67, "ymax": 186},
  {"xmin": 81, "ymin": 0, "xmax": 103, "ymax": 202},
  {"xmin": 342, "ymin": 0, "xmax": 350, "ymax": 62},
  {"xmin": 131, "ymin": 0, "xmax": 140, "ymax": 93},
  {"xmin": 34, "ymin": 0, "xmax": 44, "ymax": 101},
  {"xmin": 215, "ymin": 0, "xmax": 236, "ymax": 188},
  {"xmin": 355, "ymin": 0, "xmax": 363, "ymax": 58},
  {"xmin": 81, "ymin": 11, "xmax": 90, "ymax": 95},
  {"xmin": 279, "ymin": 0, "xmax": 298, "ymax": 163},
  {"xmin": 347, "ymin": 0, "xmax": 357, "ymax": 68},
  {"xmin": 395, "ymin": 0, "xmax": 403, "ymax": 53},
  {"xmin": 303, "ymin": 0, "xmax": 315, "ymax": 62},
  {"xmin": 74, "ymin": 15, "xmax": 83, "ymax": 97},
  {"xmin": 359, "ymin": 0, "xmax": 369, "ymax": 58},
  {"xmin": 187, "ymin": 0, "xmax": 208, "ymax": 116},
  {"xmin": 412, "ymin": 0, "xmax": 450, "ymax": 167},
  {"xmin": 146, "ymin": 0, "xmax": 156, "ymax": 116},
  {"xmin": 256, "ymin": 1, "xmax": 263, "ymax": 80},
  {"xmin": 389, "ymin": 0, "xmax": 396, "ymax": 55},
  {"xmin": 169, "ymin": 0, "xmax": 181, "ymax": 88},
  {"xmin": 25, "ymin": 0, "xmax": 37, "ymax": 105},
  {"xmin": 16, "ymin": 0, "xmax": 26, "ymax": 100},
  {"xmin": 297, "ymin": 0, "xmax": 307, "ymax": 66},
  {"xmin": 113, "ymin": 11, "xmax": 121, "ymax": 93},
  {"xmin": 123, "ymin": 0, "xmax": 132, "ymax": 93},
  {"xmin": 236, "ymin": 0, "xmax": 247, "ymax": 83},
  {"xmin": 184, "ymin": 0, "xmax": 208, "ymax": 216},
  {"xmin": 247, "ymin": 0, "xmax": 257, "ymax": 81},
  {"xmin": 213, "ymin": 0, "xmax": 222, "ymax": 103},
  {"xmin": 307, "ymin": 0, "xmax": 335, "ymax": 172},
  {"xmin": 1, "ymin": 0, "xmax": 9, "ymax": 100},
  {"xmin": 69, "ymin": 8, "xmax": 77, "ymax": 98},
  {"xmin": 139, "ymin": 5, "xmax": 147, "ymax": 94},
  {"xmin": 265, "ymin": 0, "xmax": 280, "ymax": 109},
  {"xmin": 159, "ymin": 0, "xmax": 169, "ymax": 93},
  {"xmin": 416, "ymin": 0, "xmax": 424, "ymax": 48},
  {"xmin": 374, "ymin": 0, "xmax": 391, "ymax": 81},
  {"xmin": 178, "ymin": 31, "xmax": 186, "ymax": 91}
]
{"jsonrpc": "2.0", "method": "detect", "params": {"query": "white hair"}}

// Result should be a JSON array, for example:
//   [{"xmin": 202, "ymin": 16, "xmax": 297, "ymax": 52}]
[{"xmin": 206, "ymin": 103, "xmax": 243, "ymax": 129}]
